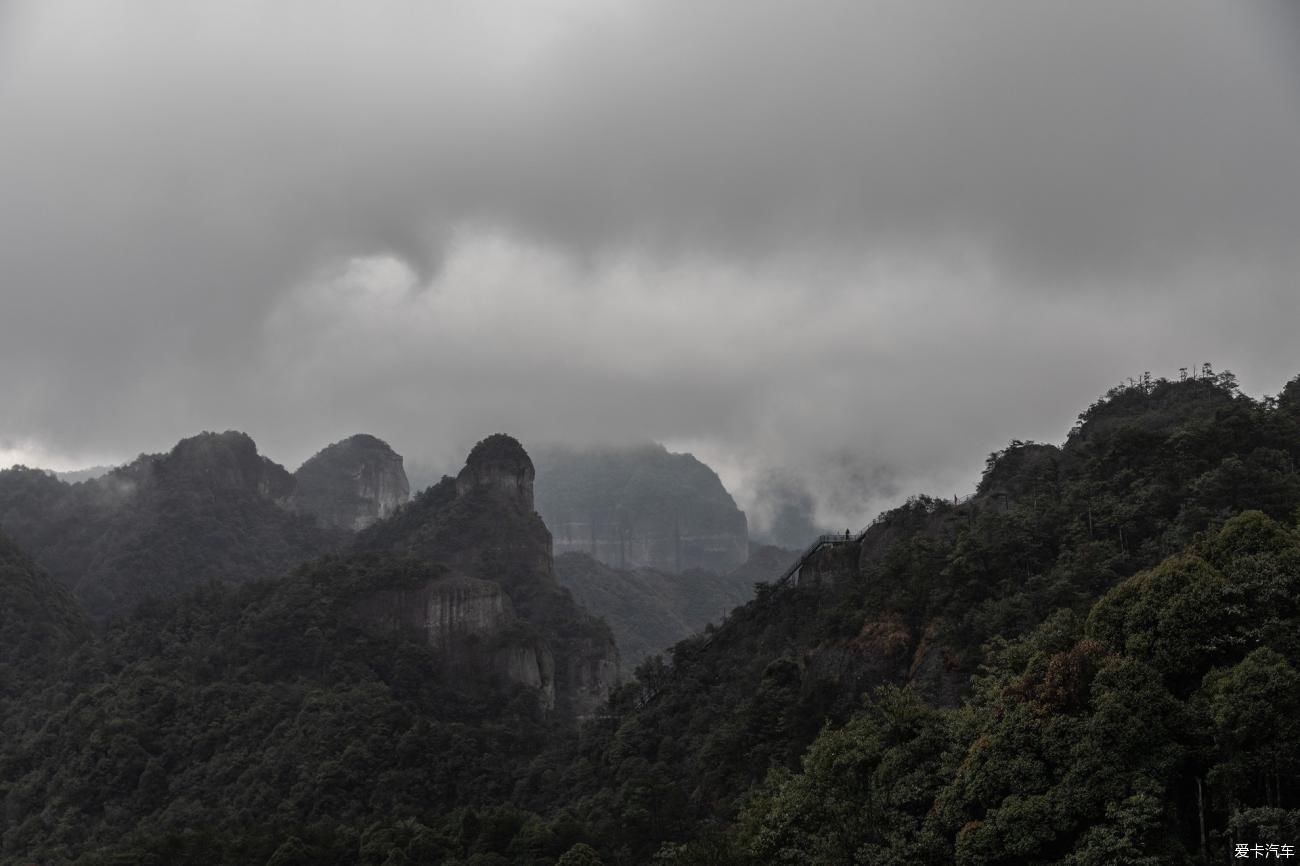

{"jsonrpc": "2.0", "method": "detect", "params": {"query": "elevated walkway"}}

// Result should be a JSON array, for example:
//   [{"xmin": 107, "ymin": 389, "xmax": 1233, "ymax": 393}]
[
  {"xmin": 773, "ymin": 532, "xmax": 855, "ymax": 588},
  {"xmin": 694, "ymin": 531, "xmax": 859, "ymax": 651}
]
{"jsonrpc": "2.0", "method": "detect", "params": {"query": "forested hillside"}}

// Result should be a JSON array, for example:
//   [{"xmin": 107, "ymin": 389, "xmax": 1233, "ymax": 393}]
[
  {"xmin": 0, "ymin": 432, "xmax": 346, "ymax": 619},
  {"xmin": 531, "ymin": 371, "xmax": 1300, "ymax": 863},
  {"xmin": 0, "ymin": 551, "xmax": 597, "ymax": 864},
  {"xmin": 637, "ymin": 509, "xmax": 1300, "ymax": 863},
  {"xmin": 0, "ymin": 436, "xmax": 618, "ymax": 865},
  {"xmin": 2, "ymin": 372, "xmax": 1299, "ymax": 865},
  {"xmin": 0, "ymin": 532, "xmax": 86, "ymax": 698}
]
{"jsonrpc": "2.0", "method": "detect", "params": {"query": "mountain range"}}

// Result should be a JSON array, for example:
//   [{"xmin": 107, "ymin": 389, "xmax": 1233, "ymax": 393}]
[{"xmin": 2, "ymin": 370, "xmax": 1299, "ymax": 863}]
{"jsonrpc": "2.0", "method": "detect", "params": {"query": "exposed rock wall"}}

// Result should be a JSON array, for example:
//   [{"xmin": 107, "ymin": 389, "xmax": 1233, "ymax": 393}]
[
  {"xmin": 352, "ymin": 573, "xmax": 512, "ymax": 649},
  {"xmin": 559, "ymin": 636, "xmax": 621, "ymax": 717},
  {"xmin": 424, "ymin": 575, "xmax": 510, "ymax": 647},
  {"xmin": 495, "ymin": 643, "xmax": 556, "ymax": 710},
  {"xmin": 354, "ymin": 434, "xmax": 620, "ymax": 716},
  {"xmin": 548, "ymin": 523, "xmax": 749, "ymax": 576},
  {"xmin": 292, "ymin": 434, "xmax": 410, "ymax": 530},
  {"xmin": 455, "ymin": 442, "xmax": 535, "ymax": 511},
  {"xmin": 535, "ymin": 444, "xmax": 749, "ymax": 574},
  {"xmin": 352, "ymin": 571, "xmax": 560, "ymax": 706}
]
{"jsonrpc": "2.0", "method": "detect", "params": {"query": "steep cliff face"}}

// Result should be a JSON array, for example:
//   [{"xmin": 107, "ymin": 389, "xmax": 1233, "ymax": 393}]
[
  {"xmin": 455, "ymin": 434, "xmax": 536, "ymax": 511},
  {"xmin": 355, "ymin": 434, "xmax": 620, "ymax": 715},
  {"xmin": 369, "ymin": 436, "xmax": 555, "ymax": 607},
  {"xmin": 292, "ymin": 434, "xmax": 410, "ymax": 530},
  {"xmin": 352, "ymin": 572, "xmax": 513, "ymax": 649},
  {"xmin": 349, "ymin": 568, "xmax": 560, "ymax": 704},
  {"xmin": 534, "ymin": 444, "xmax": 749, "ymax": 574},
  {"xmin": 558, "ymin": 633, "xmax": 620, "ymax": 714},
  {"xmin": 495, "ymin": 642, "xmax": 556, "ymax": 710}
]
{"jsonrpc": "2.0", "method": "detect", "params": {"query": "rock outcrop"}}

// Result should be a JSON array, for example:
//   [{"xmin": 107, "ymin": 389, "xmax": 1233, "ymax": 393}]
[
  {"xmin": 456, "ymin": 433, "xmax": 536, "ymax": 511},
  {"xmin": 496, "ymin": 642, "xmax": 557, "ymax": 708},
  {"xmin": 355, "ymin": 434, "xmax": 620, "ymax": 716},
  {"xmin": 534, "ymin": 444, "xmax": 749, "ymax": 574},
  {"xmin": 350, "ymin": 567, "xmax": 561, "ymax": 706},
  {"xmin": 291, "ymin": 434, "xmax": 410, "ymax": 530},
  {"xmin": 352, "ymin": 571, "xmax": 513, "ymax": 649},
  {"xmin": 560, "ymin": 633, "xmax": 620, "ymax": 714}
]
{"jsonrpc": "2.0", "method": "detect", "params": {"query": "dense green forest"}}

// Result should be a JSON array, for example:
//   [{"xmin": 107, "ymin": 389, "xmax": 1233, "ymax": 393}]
[
  {"xmin": 0, "ymin": 551, "xmax": 589, "ymax": 865},
  {"xmin": 0, "ymin": 431, "xmax": 345, "ymax": 620},
  {"xmin": 3, "ymin": 372, "xmax": 1300, "ymax": 864},
  {"xmin": 0, "ymin": 534, "xmax": 87, "ymax": 698},
  {"xmin": 537, "ymin": 371, "xmax": 1300, "ymax": 864},
  {"xmin": 0, "ymin": 431, "xmax": 615, "ymax": 865},
  {"xmin": 635, "ymin": 508, "xmax": 1300, "ymax": 863}
]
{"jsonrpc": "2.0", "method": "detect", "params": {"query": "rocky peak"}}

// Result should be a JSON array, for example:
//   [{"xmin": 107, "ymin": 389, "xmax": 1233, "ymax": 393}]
[
  {"xmin": 292, "ymin": 434, "xmax": 410, "ymax": 531},
  {"xmin": 456, "ymin": 434, "xmax": 535, "ymax": 511},
  {"xmin": 534, "ymin": 443, "xmax": 749, "ymax": 573},
  {"xmin": 161, "ymin": 431, "xmax": 294, "ymax": 502},
  {"xmin": 355, "ymin": 434, "xmax": 619, "ymax": 716}
]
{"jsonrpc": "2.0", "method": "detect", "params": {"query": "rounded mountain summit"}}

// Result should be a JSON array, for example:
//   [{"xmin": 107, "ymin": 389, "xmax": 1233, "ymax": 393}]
[
  {"xmin": 455, "ymin": 433, "xmax": 536, "ymax": 511},
  {"xmin": 533, "ymin": 442, "xmax": 749, "ymax": 574},
  {"xmin": 291, "ymin": 434, "xmax": 411, "ymax": 531}
]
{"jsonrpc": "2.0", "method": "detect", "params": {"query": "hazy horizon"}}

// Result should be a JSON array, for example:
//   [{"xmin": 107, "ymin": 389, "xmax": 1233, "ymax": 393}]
[{"xmin": 4, "ymin": 0, "xmax": 1299, "ymax": 534}]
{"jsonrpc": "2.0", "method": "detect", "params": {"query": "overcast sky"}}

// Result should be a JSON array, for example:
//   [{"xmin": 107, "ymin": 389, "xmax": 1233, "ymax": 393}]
[{"xmin": 3, "ymin": 0, "xmax": 1299, "ymax": 532}]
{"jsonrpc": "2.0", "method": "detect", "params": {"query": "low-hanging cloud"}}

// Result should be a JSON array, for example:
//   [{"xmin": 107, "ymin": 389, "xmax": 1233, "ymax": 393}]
[{"xmin": 2, "ymin": 0, "xmax": 1298, "ymax": 528}]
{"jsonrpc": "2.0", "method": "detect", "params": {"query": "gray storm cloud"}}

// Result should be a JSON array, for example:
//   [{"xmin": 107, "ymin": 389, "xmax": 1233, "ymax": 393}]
[{"xmin": 1, "ymin": 0, "xmax": 1298, "ymax": 528}]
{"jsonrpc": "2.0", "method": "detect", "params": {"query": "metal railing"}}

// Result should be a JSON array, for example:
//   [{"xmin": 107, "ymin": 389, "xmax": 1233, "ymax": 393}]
[{"xmin": 773, "ymin": 532, "xmax": 855, "ymax": 588}]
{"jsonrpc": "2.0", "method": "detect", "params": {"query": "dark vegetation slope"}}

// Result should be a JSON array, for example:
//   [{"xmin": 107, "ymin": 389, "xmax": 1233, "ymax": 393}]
[
  {"xmin": 0, "ymin": 531, "xmax": 86, "ymax": 698},
  {"xmin": 529, "ymin": 370, "xmax": 1300, "ymax": 864},
  {"xmin": 650, "ymin": 509, "xmax": 1300, "ymax": 864},
  {"xmin": 3, "ymin": 371, "xmax": 1300, "ymax": 865},
  {"xmin": 0, "ymin": 431, "xmax": 345, "ymax": 619},
  {"xmin": 0, "ymin": 435, "xmax": 616, "ymax": 866},
  {"xmin": 0, "ymin": 554, "xmax": 581, "ymax": 865}
]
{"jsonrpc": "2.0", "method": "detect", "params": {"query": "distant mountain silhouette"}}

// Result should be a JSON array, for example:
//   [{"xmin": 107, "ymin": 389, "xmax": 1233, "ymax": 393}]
[{"xmin": 534, "ymin": 443, "xmax": 749, "ymax": 574}]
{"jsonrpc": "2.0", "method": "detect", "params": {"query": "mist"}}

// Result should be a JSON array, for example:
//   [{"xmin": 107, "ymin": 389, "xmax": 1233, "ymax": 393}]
[{"xmin": 3, "ymin": 0, "xmax": 1299, "ymax": 529}]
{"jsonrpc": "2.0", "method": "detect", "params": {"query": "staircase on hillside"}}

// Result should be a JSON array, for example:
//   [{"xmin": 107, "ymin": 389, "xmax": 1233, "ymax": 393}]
[{"xmin": 773, "ymin": 532, "xmax": 855, "ymax": 588}]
